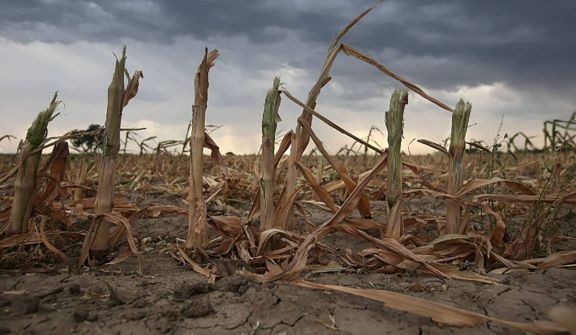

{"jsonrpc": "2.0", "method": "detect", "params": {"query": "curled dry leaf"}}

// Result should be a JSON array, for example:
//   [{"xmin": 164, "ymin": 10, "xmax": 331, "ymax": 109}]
[
  {"xmin": 123, "ymin": 70, "xmax": 144, "ymax": 108},
  {"xmin": 175, "ymin": 244, "xmax": 217, "ymax": 283},
  {"xmin": 208, "ymin": 215, "xmax": 243, "ymax": 238},
  {"xmin": 80, "ymin": 212, "xmax": 142, "ymax": 270},
  {"xmin": 36, "ymin": 216, "xmax": 69, "ymax": 262}
]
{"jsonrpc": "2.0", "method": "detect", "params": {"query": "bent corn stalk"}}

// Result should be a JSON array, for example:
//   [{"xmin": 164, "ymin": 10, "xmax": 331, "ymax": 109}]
[
  {"xmin": 278, "ymin": 1, "xmax": 383, "ymax": 231},
  {"xmin": 7, "ymin": 93, "xmax": 59, "ymax": 236}
]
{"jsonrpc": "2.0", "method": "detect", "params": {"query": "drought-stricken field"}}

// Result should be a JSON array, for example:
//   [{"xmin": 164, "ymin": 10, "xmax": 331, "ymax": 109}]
[
  {"xmin": 0, "ymin": 151, "xmax": 575, "ymax": 334},
  {"xmin": 1, "ymin": 1, "xmax": 576, "ymax": 334}
]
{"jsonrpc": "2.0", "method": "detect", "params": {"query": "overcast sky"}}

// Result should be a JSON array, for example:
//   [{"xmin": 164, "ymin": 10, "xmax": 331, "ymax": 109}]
[{"xmin": 0, "ymin": 0, "xmax": 574, "ymax": 154}]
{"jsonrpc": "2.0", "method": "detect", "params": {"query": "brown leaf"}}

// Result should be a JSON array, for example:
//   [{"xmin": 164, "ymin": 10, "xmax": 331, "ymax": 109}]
[
  {"xmin": 417, "ymin": 139, "xmax": 450, "ymax": 157},
  {"xmin": 292, "ymin": 280, "xmax": 566, "ymax": 334},
  {"xmin": 123, "ymin": 70, "xmax": 143, "ymax": 108},
  {"xmin": 456, "ymin": 177, "xmax": 535, "ymax": 198},
  {"xmin": 208, "ymin": 215, "xmax": 243, "ymax": 238},
  {"xmin": 36, "ymin": 216, "xmax": 69, "ymax": 262},
  {"xmin": 175, "ymin": 244, "xmax": 216, "ymax": 282},
  {"xmin": 341, "ymin": 44, "xmax": 453, "ymax": 112},
  {"xmin": 38, "ymin": 141, "xmax": 69, "ymax": 204},
  {"xmin": 204, "ymin": 132, "xmax": 229, "ymax": 181},
  {"xmin": 538, "ymin": 250, "xmax": 576, "ymax": 269},
  {"xmin": 296, "ymin": 162, "xmax": 338, "ymax": 212},
  {"xmin": 79, "ymin": 212, "xmax": 142, "ymax": 270}
]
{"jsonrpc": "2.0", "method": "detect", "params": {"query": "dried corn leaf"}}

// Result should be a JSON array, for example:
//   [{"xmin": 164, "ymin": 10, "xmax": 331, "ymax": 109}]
[
  {"xmin": 208, "ymin": 215, "xmax": 243, "ymax": 238},
  {"xmin": 538, "ymin": 250, "xmax": 576, "ymax": 269},
  {"xmin": 292, "ymin": 280, "xmax": 566, "ymax": 334},
  {"xmin": 242, "ymin": 154, "xmax": 387, "ymax": 282},
  {"xmin": 456, "ymin": 177, "xmax": 535, "ymax": 197},
  {"xmin": 175, "ymin": 243, "xmax": 216, "ymax": 282},
  {"xmin": 123, "ymin": 70, "xmax": 144, "ymax": 108},
  {"xmin": 36, "ymin": 216, "xmax": 69, "ymax": 262}
]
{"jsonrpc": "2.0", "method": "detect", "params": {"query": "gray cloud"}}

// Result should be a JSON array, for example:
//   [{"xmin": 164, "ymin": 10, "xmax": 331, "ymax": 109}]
[
  {"xmin": 0, "ymin": 1, "xmax": 575, "ymax": 154},
  {"xmin": 1, "ymin": 0, "xmax": 575, "ymax": 91}
]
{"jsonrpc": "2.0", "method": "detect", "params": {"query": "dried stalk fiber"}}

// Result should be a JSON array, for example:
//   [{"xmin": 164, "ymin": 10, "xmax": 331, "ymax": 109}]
[
  {"xmin": 260, "ymin": 77, "xmax": 281, "ymax": 231},
  {"xmin": 90, "ymin": 47, "xmax": 127, "ymax": 254},
  {"xmin": 7, "ymin": 93, "xmax": 59, "ymax": 236},
  {"xmin": 385, "ymin": 89, "xmax": 408, "ymax": 239},
  {"xmin": 446, "ymin": 99, "xmax": 472, "ymax": 234},
  {"xmin": 186, "ymin": 48, "xmax": 219, "ymax": 251},
  {"xmin": 341, "ymin": 44, "xmax": 452, "ymax": 112}
]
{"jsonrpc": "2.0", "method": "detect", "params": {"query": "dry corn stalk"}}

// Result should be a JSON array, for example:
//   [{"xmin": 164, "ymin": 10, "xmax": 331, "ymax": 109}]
[
  {"xmin": 446, "ymin": 99, "xmax": 472, "ymax": 234},
  {"xmin": 186, "ymin": 48, "xmax": 219, "ymax": 251},
  {"xmin": 73, "ymin": 160, "xmax": 90, "ymax": 202},
  {"xmin": 297, "ymin": 118, "xmax": 372, "ymax": 217},
  {"xmin": 7, "ymin": 93, "xmax": 59, "ymax": 236},
  {"xmin": 89, "ymin": 46, "xmax": 143, "ymax": 256},
  {"xmin": 385, "ymin": 89, "xmax": 408, "ymax": 239},
  {"xmin": 278, "ymin": 1, "xmax": 383, "ymax": 230},
  {"xmin": 260, "ymin": 77, "xmax": 281, "ymax": 231}
]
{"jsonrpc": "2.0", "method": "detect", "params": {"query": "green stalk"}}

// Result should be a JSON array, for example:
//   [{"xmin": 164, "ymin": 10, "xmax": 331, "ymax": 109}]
[
  {"xmin": 7, "ymin": 94, "xmax": 59, "ymax": 236},
  {"xmin": 446, "ymin": 99, "xmax": 472, "ymax": 234},
  {"xmin": 385, "ymin": 89, "xmax": 408, "ymax": 239},
  {"xmin": 260, "ymin": 77, "xmax": 281, "ymax": 232}
]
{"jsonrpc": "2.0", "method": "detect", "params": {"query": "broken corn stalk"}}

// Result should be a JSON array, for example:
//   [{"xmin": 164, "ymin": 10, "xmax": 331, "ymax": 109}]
[
  {"xmin": 385, "ymin": 89, "xmax": 408, "ymax": 240},
  {"xmin": 7, "ymin": 93, "xmax": 59, "ymax": 236},
  {"xmin": 90, "ymin": 47, "xmax": 127, "ymax": 255},
  {"xmin": 446, "ymin": 99, "xmax": 472, "ymax": 234},
  {"xmin": 186, "ymin": 48, "xmax": 219, "ymax": 251},
  {"xmin": 90, "ymin": 46, "xmax": 143, "ymax": 257},
  {"xmin": 260, "ymin": 77, "xmax": 281, "ymax": 232}
]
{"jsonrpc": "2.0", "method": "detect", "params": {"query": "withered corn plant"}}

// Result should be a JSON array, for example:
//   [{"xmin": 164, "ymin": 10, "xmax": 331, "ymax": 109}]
[
  {"xmin": 7, "ymin": 93, "xmax": 59, "ymax": 236},
  {"xmin": 186, "ymin": 48, "xmax": 219, "ymax": 251},
  {"xmin": 260, "ymin": 77, "xmax": 281, "ymax": 232},
  {"xmin": 384, "ymin": 89, "xmax": 408, "ymax": 239},
  {"xmin": 278, "ymin": 2, "xmax": 383, "ymax": 230},
  {"xmin": 87, "ymin": 46, "xmax": 143, "ymax": 258},
  {"xmin": 446, "ymin": 99, "xmax": 471, "ymax": 234}
]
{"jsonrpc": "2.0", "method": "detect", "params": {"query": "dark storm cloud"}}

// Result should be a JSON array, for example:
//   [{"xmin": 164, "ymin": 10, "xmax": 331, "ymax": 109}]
[
  {"xmin": 0, "ymin": 0, "xmax": 575, "ymax": 91},
  {"xmin": 349, "ymin": 1, "xmax": 576, "ymax": 90}
]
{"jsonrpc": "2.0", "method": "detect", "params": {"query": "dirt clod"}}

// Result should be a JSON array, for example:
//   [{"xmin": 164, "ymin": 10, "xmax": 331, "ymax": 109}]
[
  {"xmin": 125, "ymin": 310, "xmax": 146, "ymax": 321},
  {"xmin": 173, "ymin": 281, "xmax": 213, "ymax": 301},
  {"xmin": 11, "ymin": 296, "xmax": 39, "ymax": 315},
  {"xmin": 181, "ymin": 299, "xmax": 214, "ymax": 318},
  {"xmin": 215, "ymin": 276, "xmax": 249, "ymax": 294},
  {"xmin": 67, "ymin": 284, "xmax": 81, "ymax": 295},
  {"xmin": 73, "ymin": 309, "xmax": 98, "ymax": 323},
  {"xmin": 132, "ymin": 298, "xmax": 148, "ymax": 309}
]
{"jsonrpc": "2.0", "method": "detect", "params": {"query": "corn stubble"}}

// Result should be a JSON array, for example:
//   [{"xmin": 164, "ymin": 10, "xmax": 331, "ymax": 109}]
[
  {"xmin": 86, "ymin": 46, "xmax": 143, "ymax": 259},
  {"xmin": 7, "ymin": 94, "xmax": 59, "ymax": 236},
  {"xmin": 385, "ymin": 89, "xmax": 408, "ymax": 240},
  {"xmin": 1, "ymin": 1, "xmax": 576, "ymax": 334},
  {"xmin": 186, "ymin": 48, "xmax": 219, "ymax": 251},
  {"xmin": 260, "ymin": 77, "xmax": 281, "ymax": 232},
  {"xmin": 446, "ymin": 99, "xmax": 472, "ymax": 234}
]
